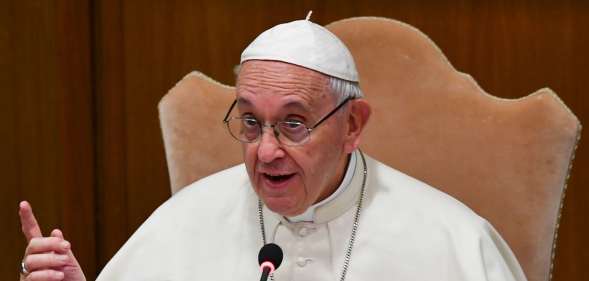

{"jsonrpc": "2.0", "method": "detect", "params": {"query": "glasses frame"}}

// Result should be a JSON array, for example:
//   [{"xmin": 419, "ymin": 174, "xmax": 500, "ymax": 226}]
[{"xmin": 222, "ymin": 97, "xmax": 354, "ymax": 146}]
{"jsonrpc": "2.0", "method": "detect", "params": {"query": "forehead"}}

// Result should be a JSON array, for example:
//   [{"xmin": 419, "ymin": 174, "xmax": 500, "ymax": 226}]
[{"xmin": 236, "ymin": 60, "xmax": 332, "ymax": 109}]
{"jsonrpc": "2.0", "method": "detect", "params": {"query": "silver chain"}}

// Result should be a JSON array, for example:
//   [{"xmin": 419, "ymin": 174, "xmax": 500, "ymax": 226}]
[{"xmin": 258, "ymin": 150, "xmax": 368, "ymax": 281}]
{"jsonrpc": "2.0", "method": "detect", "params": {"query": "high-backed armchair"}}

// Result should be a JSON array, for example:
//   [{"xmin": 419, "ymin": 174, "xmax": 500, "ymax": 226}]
[{"xmin": 158, "ymin": 17, "xmax": 581, "ymax": 281}]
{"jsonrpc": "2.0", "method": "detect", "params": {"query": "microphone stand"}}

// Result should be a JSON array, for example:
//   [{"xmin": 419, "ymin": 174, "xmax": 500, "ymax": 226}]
[{"xmin": 259, "ymin": 266, "xmax": 271, "ymax": 281}]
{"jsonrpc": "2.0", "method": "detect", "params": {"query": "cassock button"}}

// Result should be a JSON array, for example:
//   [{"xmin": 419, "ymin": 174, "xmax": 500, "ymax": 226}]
[
  {"xmin": 296, "ymin": 257, "xmax": 308, "ymax": 267},
  {"xmin": 298, "ymin": 227, "xmax": 308, "ymax": 237}
]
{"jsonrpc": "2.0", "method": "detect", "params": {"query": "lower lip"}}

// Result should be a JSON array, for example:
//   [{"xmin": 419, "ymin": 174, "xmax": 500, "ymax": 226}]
[{"xmin": 261, "ymin": 174, "xmax": 295, "ymax": 191}]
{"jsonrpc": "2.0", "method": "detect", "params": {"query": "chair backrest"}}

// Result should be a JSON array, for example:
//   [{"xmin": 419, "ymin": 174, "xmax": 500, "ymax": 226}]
[
  {"xmin": 159, "ymin": 73, "xmax": 241, "ymax": 192},
  {"xmin": 158, "ymin": 17, "xmax": 581, "ymax": 281}
]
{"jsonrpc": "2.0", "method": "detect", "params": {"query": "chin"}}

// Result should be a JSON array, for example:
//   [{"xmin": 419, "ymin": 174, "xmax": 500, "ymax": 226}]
[{"xmin": 261, "ymin": 195, "xmax": 304, "ymax": 217}]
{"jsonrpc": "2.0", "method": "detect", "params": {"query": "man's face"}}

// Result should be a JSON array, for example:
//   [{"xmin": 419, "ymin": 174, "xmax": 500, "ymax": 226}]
[{"xmin": 235, "ymin": 60, "xmax": 350, "ymax": 217}]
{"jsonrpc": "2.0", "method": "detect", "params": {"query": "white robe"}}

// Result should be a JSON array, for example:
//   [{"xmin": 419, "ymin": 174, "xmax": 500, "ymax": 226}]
[{"xmin": 96, "ymin": 151, "xmax": 527, "ymax": 281}]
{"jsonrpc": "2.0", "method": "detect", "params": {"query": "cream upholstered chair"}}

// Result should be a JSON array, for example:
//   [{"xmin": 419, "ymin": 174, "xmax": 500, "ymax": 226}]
[{"xmin": 158, "ymin": 17, "xmax": 581, "ymax": 281}]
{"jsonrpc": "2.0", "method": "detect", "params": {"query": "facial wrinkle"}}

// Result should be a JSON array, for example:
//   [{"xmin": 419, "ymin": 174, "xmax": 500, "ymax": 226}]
[
  {"xmin": 239, "ymin": 76, "xmax": 327, "ymax": 106},
  {"xmin": 237, "ymin": 61, "xmax": 331, "ymax": 110}
]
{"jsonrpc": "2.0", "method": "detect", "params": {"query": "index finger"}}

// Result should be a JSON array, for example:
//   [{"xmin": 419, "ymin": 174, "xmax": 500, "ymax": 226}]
[{"xmin": 19, "ymin": 201, "xmax": 43, "ymax": 242}]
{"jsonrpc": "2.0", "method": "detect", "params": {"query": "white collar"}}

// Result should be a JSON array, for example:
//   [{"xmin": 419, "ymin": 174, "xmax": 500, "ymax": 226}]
[
  {"xmin": 261, "ymin": 150, "xmax": 368, "ymax": 241},
  {"xmin": 286, "ymin": 151, "xmax": 357, "ymax": 223}
]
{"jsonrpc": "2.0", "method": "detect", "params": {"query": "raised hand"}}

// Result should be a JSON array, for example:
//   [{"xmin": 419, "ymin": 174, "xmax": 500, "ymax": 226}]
[{"xmin": 19, "ymin": 201, "xmax": 86, "ymax": 281}]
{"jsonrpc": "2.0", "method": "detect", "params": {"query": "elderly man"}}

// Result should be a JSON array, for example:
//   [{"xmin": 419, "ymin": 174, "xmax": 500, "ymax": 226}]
[{"xmin": 18, "ymin": 18, "xmax": 527, "ymax": 281}]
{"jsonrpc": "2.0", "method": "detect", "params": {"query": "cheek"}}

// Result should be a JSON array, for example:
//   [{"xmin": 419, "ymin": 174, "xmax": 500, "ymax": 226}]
[
  {"xmin": 297, "ymin": 143, "xmax": 339, "ymax": 183},
  {"xmin": 305, "ymin": 128, "xmax": 346, "ymax": 176}
]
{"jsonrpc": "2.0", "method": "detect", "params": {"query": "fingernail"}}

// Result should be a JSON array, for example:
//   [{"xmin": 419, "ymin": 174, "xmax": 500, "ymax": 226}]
[
  {"xmin": 61, "ymin": 241, "xmax": 70, "ymax": 249},
  {"xmin": 57, "ymin": 271, "xmax": 64, "ymax": 278},
  {"xmin": 58, "ymin": 254, "xmax": 68, "ymax": 261}
]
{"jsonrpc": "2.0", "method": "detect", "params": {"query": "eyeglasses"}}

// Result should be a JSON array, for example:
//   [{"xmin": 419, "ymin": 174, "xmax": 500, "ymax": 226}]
[{"xmin": 223, "ymin": 97, "xmax": 354, "ymax": 146}]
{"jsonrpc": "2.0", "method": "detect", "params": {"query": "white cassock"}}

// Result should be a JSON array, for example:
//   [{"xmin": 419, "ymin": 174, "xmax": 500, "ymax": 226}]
[{"xmin": 96, "ymin": 150, "xmax": 527, "ymax": 281}]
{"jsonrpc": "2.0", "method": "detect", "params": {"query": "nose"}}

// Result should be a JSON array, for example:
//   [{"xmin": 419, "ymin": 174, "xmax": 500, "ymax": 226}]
[{"xmin": 257, "ymin": 126, "xmax": 285, "ymax": 163}]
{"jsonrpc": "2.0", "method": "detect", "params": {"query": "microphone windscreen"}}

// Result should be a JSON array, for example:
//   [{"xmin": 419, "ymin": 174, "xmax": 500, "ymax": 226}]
[{"xmin": 258, "ymin": 243, "xmax": 284, "ymax": 269}]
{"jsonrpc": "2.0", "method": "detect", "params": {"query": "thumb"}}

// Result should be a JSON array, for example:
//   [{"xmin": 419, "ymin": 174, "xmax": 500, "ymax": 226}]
[
  {"xmin": 50, "ymin": 229, "xmax": 83, "ymax": 275},
  {"xmin": 50, "ymin": 229, "xmax": 64, "ymax": 239},
  {"xmin": 50, "ymin": 229, "xmax": 72, "ymax": 255}
]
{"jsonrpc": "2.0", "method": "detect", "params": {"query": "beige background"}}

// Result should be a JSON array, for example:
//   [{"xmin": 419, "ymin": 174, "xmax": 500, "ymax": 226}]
[{"xmin": 1, "ymin": 1, "xmax": 587, "ymax": 280}]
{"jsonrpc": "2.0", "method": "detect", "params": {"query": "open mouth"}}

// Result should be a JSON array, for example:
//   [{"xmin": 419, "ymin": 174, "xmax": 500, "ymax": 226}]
[{"xmin": 263, "ymin": 173, "xmax": 295, "ymax": 184}]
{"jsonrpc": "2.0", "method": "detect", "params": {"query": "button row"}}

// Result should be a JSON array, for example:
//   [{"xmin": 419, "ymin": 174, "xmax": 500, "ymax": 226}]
[{"xmin": 298, "ymin": 226, "xmax": 315, "ymax": 237}]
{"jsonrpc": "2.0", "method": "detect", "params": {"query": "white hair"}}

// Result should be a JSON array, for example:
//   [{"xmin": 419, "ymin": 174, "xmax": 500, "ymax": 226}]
[
  {"xmin": 328, "ymin": 76, "xmax": 364, "ymax": 103},
  {"xmin": 235, "ymin": 63, "xmax": 363, "ymax": 103}
]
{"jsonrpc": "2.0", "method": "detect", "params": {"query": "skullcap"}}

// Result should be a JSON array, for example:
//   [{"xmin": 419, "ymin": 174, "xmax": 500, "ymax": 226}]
[{"xmin": 241, "ymin": 16, "xmax": 359, "ymax": 82}]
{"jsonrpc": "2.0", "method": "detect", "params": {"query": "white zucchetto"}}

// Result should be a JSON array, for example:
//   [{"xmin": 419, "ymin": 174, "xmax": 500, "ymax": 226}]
[{"xmin": 240, "ymin": 18, "xmax": 359, "ymax": 82}]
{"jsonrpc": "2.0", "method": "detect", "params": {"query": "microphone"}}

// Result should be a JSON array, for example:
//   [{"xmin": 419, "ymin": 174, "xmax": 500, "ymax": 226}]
[{"xmin": 258, "ymin": 243, "xmax": 283, "ymax": 281}]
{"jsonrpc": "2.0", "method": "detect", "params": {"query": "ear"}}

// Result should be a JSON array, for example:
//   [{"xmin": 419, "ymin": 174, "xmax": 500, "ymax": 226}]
[{"xmin": 343, "ymin": 99, "xmax": 371, "ymax": 153}]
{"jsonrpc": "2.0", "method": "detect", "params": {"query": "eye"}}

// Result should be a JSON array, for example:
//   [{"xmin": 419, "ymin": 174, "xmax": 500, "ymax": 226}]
[
  {"xmin": 280, "ymin": 120, "xmax": 305, "ymax": 131},
  {"xmin": 242, "ymin": 117, "xmax": 259, "ymax": 128}
]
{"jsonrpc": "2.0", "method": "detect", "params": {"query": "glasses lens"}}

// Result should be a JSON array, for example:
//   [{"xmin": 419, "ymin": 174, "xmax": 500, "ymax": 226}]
[
  {"xmin": 226, "ymin": 117, "xmax": 260, "ymax": 142},
  {"xmin": 277, "ymin": 121, "xmax": 310, "ymax": 145}
]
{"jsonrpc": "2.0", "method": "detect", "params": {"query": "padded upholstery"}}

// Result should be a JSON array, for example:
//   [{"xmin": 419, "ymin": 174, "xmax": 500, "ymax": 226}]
[
  {"xmin": 159, "ymin": 74, "xmax": 241, "ymax": 192},
  {"xmin": 158, "ymin": 17, "xmax": 581, "ymax": 281}
]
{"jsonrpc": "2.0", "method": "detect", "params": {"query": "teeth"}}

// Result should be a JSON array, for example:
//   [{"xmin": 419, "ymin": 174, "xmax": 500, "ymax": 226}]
[{"xmin": 264, "ymin": 173, "xmax": 293, "ymax": 181}]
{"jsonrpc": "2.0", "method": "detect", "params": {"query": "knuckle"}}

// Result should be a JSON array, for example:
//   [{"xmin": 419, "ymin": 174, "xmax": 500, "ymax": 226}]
[
  {"xmin": 25, "ymin": 242, "xmax": 37, "ymax": 255},
  {"xmin": 25, "ymin": 271, "xmax": 39, "ymax": 281},
  {"xmin": 24, "ymin": 254, "xmax": 45, "ymax": 271},
  {"xmin": 23, "ymin": 253, "xmax": 56, "ymax": 271},
  {"xmin": 22, "ymin": 256, "xmax": 32, "ymax": 269}
]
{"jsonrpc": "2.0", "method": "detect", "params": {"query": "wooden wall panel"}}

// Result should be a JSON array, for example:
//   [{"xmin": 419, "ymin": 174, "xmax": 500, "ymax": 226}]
[
  {"xmin": 2, "ymin": 1, "xmax": 586, "ymax": 280},
  {"xmin": 92, "ymin": 0, "xmax": 130, "ymax": 269},
  {"xmin": 1, "ymin": 0, "xmax": 96, "ymax": 279}
]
